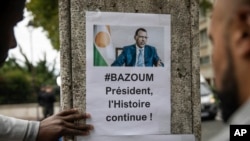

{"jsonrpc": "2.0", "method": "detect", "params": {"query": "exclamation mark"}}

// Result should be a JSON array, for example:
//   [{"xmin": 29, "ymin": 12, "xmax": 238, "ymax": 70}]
[{"xmin": 150, "ymin": 113, "xmax": 152, "ymax": 121}]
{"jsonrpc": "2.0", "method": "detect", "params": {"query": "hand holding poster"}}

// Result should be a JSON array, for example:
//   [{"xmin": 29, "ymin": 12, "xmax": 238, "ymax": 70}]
[{"xmin": 86, "ymin": 12, "xmax": 171, "ymax": 135}]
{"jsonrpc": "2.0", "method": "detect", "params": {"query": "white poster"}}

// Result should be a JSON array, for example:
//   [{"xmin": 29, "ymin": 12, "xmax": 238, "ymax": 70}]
[
  {"xmin": 86, "ymin": 12, "xmax": 171, "ymax": 135},
  {"xmin": 77, "ymin": 135, "xmax": 195, "ymax": 141}
]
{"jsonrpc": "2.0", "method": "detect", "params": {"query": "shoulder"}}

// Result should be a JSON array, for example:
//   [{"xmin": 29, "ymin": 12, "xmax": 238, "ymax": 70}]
[
  {"xmin": 123, "ymin": 44, "xmax": 136, "ymax": 49},
  {"xmin": 145, "ymin": 45, "xmax": 157, "ymax": 52},
  {"xmin": 122, "ymin": 45, "xmax": 136, "ymax": 51},
  {"xmin": 145, "ymin": 45, "xmax": 156, "ymax": 49}
]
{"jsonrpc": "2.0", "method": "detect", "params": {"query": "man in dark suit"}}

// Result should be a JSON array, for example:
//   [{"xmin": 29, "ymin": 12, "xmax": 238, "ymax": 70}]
[{"xmin": 111, "ymin": 28, "xmax": 164, "ymax": 67}]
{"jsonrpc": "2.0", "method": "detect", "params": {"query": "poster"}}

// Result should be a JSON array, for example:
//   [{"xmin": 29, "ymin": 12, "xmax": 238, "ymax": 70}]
[
  {"xmin": 86, "ymin": 12, "xmax": 171, "ymax": 135},
  {"xmin": 77, "ymin": 134, "xmax": 195, "ymax": 141}
]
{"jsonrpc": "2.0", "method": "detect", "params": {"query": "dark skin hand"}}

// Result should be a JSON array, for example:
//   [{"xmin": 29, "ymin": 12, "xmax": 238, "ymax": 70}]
[{"xmin": 36, "ymin": 109, "xmax": 93, "ymax": 141}]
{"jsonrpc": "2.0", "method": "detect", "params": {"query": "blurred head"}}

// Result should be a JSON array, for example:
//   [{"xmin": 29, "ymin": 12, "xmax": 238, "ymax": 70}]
[
  {"xmin": 209, "ymin": 0, "xmax": 250, "ymax": 122},
  {"xmin": 0, "ymin": 0, "xmax": 26, "ymax": 66},
  {"xmin": 134, "ymin": 28, "xmax": 148, "ymax": 48}
]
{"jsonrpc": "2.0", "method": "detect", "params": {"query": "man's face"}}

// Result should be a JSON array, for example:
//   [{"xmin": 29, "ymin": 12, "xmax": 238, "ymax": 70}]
[
  {"xmin": 135, "ymin": 30, "xmax": 147, "ymax": 48},
  {"xmin": 0, "ymin": 4, "xmax": 24, "ymax": 66},
  {"xmin": 209, "ymin": 10, "xmax": 228, "ymax": 92},
  {"xmin": 209, "ymin": 0, "xmax": 250, "ymax": 122}
]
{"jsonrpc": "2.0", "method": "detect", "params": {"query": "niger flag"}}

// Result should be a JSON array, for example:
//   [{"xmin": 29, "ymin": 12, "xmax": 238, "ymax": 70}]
[{"xmin": 93, "ymin": 25, "xmax": 115, "ymax": 66}]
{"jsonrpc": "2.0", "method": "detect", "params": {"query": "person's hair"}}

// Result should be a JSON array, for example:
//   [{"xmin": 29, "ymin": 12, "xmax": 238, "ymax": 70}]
[{"xmin": 134, "ymin": 28, "xmax": 147, "ymax": 37}]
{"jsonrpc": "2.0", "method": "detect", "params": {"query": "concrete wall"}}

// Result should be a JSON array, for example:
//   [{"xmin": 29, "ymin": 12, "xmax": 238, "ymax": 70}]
[{"xmin": 59, "ymin": 0, "xmax": 200, "ymax": 140}]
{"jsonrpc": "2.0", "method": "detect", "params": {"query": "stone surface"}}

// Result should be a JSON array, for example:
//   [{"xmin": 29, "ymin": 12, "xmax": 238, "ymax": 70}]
[
  {"xmin": 59, "ymin": 0, "xmax": 72, "ymax": 111},
  {"xmin": 71, "ymin": 0, "xmax": 86, "ymax": 123},
  {"xmin": 59, "ymin": 0, "xmax": 200, "ymax": 140},
  {"xmin": 191, "ymin": 0, "xmax": 201, "ymax": 139},
  {"xmin": 59, "ymin": 0, "xmax": 74, "ymax": 140}
]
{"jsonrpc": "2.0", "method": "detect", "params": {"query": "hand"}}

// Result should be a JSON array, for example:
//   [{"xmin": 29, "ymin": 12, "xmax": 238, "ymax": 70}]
[
  {"xmin": 156, "ymin": 60, "xmax": 163, "ymax": 67},
  {"xmin": 36, "ymin": 109, "xmax": 93, "ymax": 141}
]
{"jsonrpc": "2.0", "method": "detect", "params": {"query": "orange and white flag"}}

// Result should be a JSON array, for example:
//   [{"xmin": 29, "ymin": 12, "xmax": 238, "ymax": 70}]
[{"xmin": 93, "ymin": 25, "xmax": 115, "ymax": 66}]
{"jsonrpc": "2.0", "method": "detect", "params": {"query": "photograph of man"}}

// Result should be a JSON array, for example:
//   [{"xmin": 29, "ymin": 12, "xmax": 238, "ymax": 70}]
[{"xmin": 111, "ymin": 28, "xmax": 164, "ymax": 67}]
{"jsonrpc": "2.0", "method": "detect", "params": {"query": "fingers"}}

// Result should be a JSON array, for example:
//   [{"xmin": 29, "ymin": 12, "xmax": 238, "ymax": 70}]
[
  {"xmin": 61, "ymin": 113, "xmax": 91, "ymax": 122},
  {"xmin": 37, "ymin": 110, "xmax": 94, "ymax": 140},
  {"xmin": 60, "ymin": 121, "xmax": 94, "ymax": 136},
  {"xmin": 56, "ymin": 109, "xmax": 79, "ymax": 116},
  {"xmin": 56, "ymin": 109, "xmax": 91, "ymax": 120},
  {"xmin": 54, "ymin": 109, "xmax": 94, "ymax": 137},
  {"xmin": 63, "ymin": 121, "xmax": 94, "ymax": 131}
]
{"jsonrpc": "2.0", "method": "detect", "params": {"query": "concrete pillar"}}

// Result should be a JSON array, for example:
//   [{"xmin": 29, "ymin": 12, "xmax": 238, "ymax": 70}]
[{"xmin": 59, "ymin": 0, "xmax": 200, "ymax": 140}]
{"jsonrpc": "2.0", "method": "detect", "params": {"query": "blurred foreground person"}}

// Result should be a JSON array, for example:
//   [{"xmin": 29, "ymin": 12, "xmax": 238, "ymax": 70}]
[
  {"xmin": 0, "ymin": 1, "xmax": 93, "ymax": 141},
  {"xmin": 209, "ymin": 0, "xmax": 250, "ymax": 140}
]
